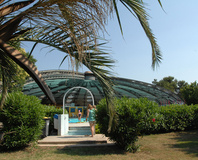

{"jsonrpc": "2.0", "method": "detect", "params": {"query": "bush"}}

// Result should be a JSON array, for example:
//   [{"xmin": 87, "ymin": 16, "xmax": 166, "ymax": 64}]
[
  {"xmin": 96, "ymin": 97, "xmax": 159, "ymax": 152},
  {"xmin": 0, "ymin": 92, "xmax": 45, "ymax": 149},
  {"xmin": 157, "ymin": 104, "xmax": 198, "ymax": 132},
  {"xmin": 193, "ymin": 104, "xmax": 198, "ymax": 128},
  {"xmin": 96, "ymin": 97, "xmax": 198, "ymax": 152},
  {"xmin": 43, "ymin": 105, "xmax": 68, "ymax": 133}
]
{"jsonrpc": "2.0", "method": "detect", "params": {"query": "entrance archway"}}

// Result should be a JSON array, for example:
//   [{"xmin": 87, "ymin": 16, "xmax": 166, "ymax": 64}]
[{"xmin": 62, "ymin": 86, "xmax": 95, "ymax": 114}]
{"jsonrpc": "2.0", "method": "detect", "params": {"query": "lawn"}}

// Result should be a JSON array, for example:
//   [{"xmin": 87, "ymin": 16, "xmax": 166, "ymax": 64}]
[{"xmin": 1, "ymin": 130, "xmax": 198, "ymax": 160}]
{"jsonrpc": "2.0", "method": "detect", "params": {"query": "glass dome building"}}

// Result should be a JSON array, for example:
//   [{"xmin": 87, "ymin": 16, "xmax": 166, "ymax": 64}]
[{"xmin": 23, "ymin": 70, "xmax": 184, "ymax": 107}]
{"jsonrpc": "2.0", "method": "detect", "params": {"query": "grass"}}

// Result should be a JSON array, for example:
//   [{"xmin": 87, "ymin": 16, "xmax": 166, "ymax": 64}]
[{"xmin": 0, "ymin": 130, "xmax": 198, "ymax": 160}]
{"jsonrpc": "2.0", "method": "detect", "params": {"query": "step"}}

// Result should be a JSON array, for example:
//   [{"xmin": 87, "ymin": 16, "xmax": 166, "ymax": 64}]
[
  {"xmin": 69, "ymin": 126, "xmax": 90, "ymax": 130},
  {"xmin": 38, "ymin": 139, "xmax": 107, "ymax": 144},
  {"xmin": 68, "ymin": 125, "xmax": 91, "ymax": 136},
  {"xmin": 38, "ymin": 121, "xmax": 115, "ymax": 147},
  {"xmin": 67, "ymin": 130, "xmax": 91, "ymax": 135},
  {"xmin": 37, "ymin": 143, "xmax": 115, "ymax": 147},
  {"xmin": 37, "ymin": 134, "xmax": 108, "ymax": 146}
]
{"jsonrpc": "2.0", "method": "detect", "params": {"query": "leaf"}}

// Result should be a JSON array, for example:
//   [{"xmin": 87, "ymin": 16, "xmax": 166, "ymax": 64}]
[
  {"xmin": 0, "ymin": 0, "xmax": 35, "ymax": 17},
  {"xmin": 113, "ymin": 0, "xmax": 123, "ymax": 35}
]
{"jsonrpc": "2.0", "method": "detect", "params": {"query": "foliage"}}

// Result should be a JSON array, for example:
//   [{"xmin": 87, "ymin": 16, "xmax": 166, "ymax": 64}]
[
  {"xmin": 180, "ymin": 81, "xmax": 198, "ymax": 105},
  {"xmin": 96, "ymin": 97, "xmax": 198, "ymax": 152},
  {"xmin": 96, "ymin": 97, "xmax": 159, "ymax": 152},
  {"xmin": 0, "ymin": 92, "xmax": 45, "ymax": 149},
  {"xmin": 95, "ymin": 124, "xmax": 100, "ymax": 134},
  {"xmin": 156, "ymin": 104, "xmax": 197, "ymax": 132},
  {"xmin": 152, "ymin": 76, "xmax": 188, "ymax": 93},
  {"xmin": 151, "ymin": 76, "xmax": 198, "ymax": 104},
  {"xmin": 0, "ymin": 0, "xmax": 162, "ymax": 130},
  {"xmin": 6, "ymin": 42, "xmax": 37, "ymax": 92},
  {"xmin": 0, "ymin": 41, "xmax": 37, "ymax": 110},
  {"xmin": 0, "ymin": 52, "xmax": 36, "ymax": 93},
  {"xmin": 43, "ymin": 105, "xmax": 68, "ymax": 133},
  {"xmin": 152, "ymin": 76, "xmax": 178, "ymax": 92}
]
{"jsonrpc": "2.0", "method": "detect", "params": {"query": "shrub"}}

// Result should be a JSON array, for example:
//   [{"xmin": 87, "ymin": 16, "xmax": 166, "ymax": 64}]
[
  {"xmin": 43, "ymin": 105, "xmax": 68, "ymax": 133},
  {"xmin": 96, "ymin": 97, "xmax": 198, "ymax": 153},
  {"xmin": 193, "ymin": 104, "xmax": 198, "ymax": 128},
  {"xmin": 0, "ymin": 92, "xmax": 45, "ymax": 149},
  {"xmin": 158, "ymin": 104, "xmax": 198, "ymax": 132},
  {"xmin": 96, "ymin": 97, "xmax": 159, "ymax": 152},
  {"xmin": 95, "ymin": 124, "xmax": 100, "ymax": 134}
]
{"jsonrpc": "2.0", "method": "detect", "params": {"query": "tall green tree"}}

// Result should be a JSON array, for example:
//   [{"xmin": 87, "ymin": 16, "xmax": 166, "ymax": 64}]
[
  {"xmin": 180, "ymin": 81, "xmax": 198, "ymax": 105},
  {"xmin": 0, "ymin": 0, "xmax": 162, "ymax": 129},
  {"xmin": 152, "ymin": 76, "xmax": 188, "ymax": 93},
  {"xmin": 152, "ymin": 76, "xmax": 178, "ymax": 92}
]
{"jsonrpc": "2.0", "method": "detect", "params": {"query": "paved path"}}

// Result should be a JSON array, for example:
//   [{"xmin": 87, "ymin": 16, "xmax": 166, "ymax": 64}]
[{"xmin": 38, "ymin": 122, "xmax": 115, "ymax": 147}]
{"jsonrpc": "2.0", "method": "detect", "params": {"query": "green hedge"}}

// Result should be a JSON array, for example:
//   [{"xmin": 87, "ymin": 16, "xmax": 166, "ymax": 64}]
[
  {"xmin": 156, "ymin": 104, "xmax": 198, "ymax": 132},
  {"xmin": 96, "ymin": 97, "xmax": 198, "ymax": 152},
  {"xmin": 0, "ymin": 92, "xmax": 45, "ymax": 149},
  {"xmin": 96, "ymin": 97, "xmax": 159, "ymax": 152},
  {"xmin": 43, "ymin": 105, "xmax": 68, "ymax": 133}
]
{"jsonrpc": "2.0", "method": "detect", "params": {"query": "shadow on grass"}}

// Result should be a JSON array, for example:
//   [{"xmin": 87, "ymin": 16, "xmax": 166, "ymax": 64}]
[
  {"xmin": 0, "ymin": 145, "xmax": 28, "ymax": 153},
  {"xmin": 55, "ymin": 145, "xmax": 126, "ymax": 156},
  {"xmin": 170, "ymin": 130, "xmax": 198, "ymax": 157}
]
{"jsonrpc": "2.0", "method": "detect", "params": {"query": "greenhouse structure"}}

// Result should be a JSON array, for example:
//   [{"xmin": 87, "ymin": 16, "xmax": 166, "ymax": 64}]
[{"xmin": 23, "ymin": 70, "xmax": 184, "ymax": 117}]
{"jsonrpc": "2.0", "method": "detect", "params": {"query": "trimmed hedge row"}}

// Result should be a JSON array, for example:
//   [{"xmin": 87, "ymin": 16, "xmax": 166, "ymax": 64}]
[
  {"xmin": 96, "ymin": 97, "xmax": 198, "ymax": 152},
  {"xmin": 153, "ymin": 104, "xmax": 198, "ymax": 133}
]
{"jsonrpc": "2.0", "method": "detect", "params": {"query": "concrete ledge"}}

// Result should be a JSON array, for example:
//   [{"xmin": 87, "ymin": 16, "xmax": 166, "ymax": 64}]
[
  {"xmin": 38, "ymin": 134, "xmax": 114, "ymax": 146},
  {"xmin": 38, "ymin": 143, "xmax": 116, "ymax": 147},
  {"xmin": 38, "ymin": 140, "xmax": 107, "ymax": 144}
]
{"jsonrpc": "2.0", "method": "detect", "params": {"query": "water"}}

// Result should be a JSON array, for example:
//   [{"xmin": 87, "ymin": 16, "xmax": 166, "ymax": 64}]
[{"xmin": 69, "ymin": 117, "xmax": 87, "ymax": 123}]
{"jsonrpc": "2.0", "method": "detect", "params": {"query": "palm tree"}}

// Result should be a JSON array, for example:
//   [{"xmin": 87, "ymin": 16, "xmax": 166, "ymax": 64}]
[
  {"xmin": 0, "ymin": 0, "xmax": 162, "ymax": 129},
  {"xmin": 0, "ymin": 50, "xmax": 18, "ymax": 110},
  {"xmin": 113, "ymin": 0, "xmax": 162, "ymax": 68},
  {"xmin": 0, "ymin": 0, "xmax": 113, "ymax": 107}
]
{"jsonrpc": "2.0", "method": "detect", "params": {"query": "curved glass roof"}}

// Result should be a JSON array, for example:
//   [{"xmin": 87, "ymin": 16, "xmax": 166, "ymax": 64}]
[{"xmin": 23, "ymin": 70, "xmax": 184, "ymax": 106}]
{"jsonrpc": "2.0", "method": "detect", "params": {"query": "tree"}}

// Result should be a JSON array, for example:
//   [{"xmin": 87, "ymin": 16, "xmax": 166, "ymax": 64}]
[
  {"xmin": 178, "ymin": 80, "xmax": 188, "ymax": 89},
  {"xmin": 0, "ymin": 0, "xmax": 162, "ymax": 129},
  {"xmin": 180, "ymin": 81, "xmax": 198, "ymax": 105},
  {"xmin": 0, "ymin": 41, "xmax": 37, "ymax": 92},
  {"xmin": 152, "ymin": 76, "xmax": 188, "ymax": 93},
  {"xmin": 0, "ymin": 40, "xmax": 37, "ymax": 109},
  {"xmin": 1, "ymin": 56, "xmax": 35, "ymax": 93},
  {"xmin": 152, "ymin": 76, "xmax": 177, "ymax": 92}
]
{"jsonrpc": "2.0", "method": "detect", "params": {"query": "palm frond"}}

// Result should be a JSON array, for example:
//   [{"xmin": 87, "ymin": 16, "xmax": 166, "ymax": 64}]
[
  {"xmin": 0, "ymin": 0, "xmax": 10, "ymax": 7},
  {"xmin": 0, "ymin": 0, "xmax": 163, "ymax": 129},
  {"xmin": 0, "ymin": 0, "xmax": 34, "ymax": 17},
  {"xmin": 59, "ymin": 55, "xmax": 68, "ymax": 68},
  {"xmin": 28, "ymin": 41, "xmax": 38, "ymax": 58},
  {"xmin": 0, "ymin": 15, "xmax": 23, "ymax": 41},
  {"xmin": 115, "ymin": 0, "xmax": 162, "ymax": 69},
  {"xmin": 0, "ymin": 48, "xmax": 18, "ymax": 110},
  {"xmin": 17, "ymin": 24, "xmax": 116, "ymax": 130},
  {"xmin": 113, "ymin": 0, "xmax": 123, "ymax": 35},
  {"xmin": 157, "ymin": 0, "xmax": 163, "ymax": 9}
]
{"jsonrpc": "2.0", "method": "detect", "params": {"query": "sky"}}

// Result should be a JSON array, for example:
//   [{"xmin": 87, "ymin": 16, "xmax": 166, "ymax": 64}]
[{"xmin": 23, "ymin": 1, "xmax": 198, "ymax": 84}]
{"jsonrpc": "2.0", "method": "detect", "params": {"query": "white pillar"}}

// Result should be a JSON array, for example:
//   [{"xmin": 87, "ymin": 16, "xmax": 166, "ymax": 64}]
[{"xmin": 58, "ymin": 114, "xmax": 69, "ymax": 136}]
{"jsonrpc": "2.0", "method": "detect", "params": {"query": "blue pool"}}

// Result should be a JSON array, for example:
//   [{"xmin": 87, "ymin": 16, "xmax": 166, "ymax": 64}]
[{"xmin": 69, "ymin": 118, "xmax": 87, "ymax": 123}]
